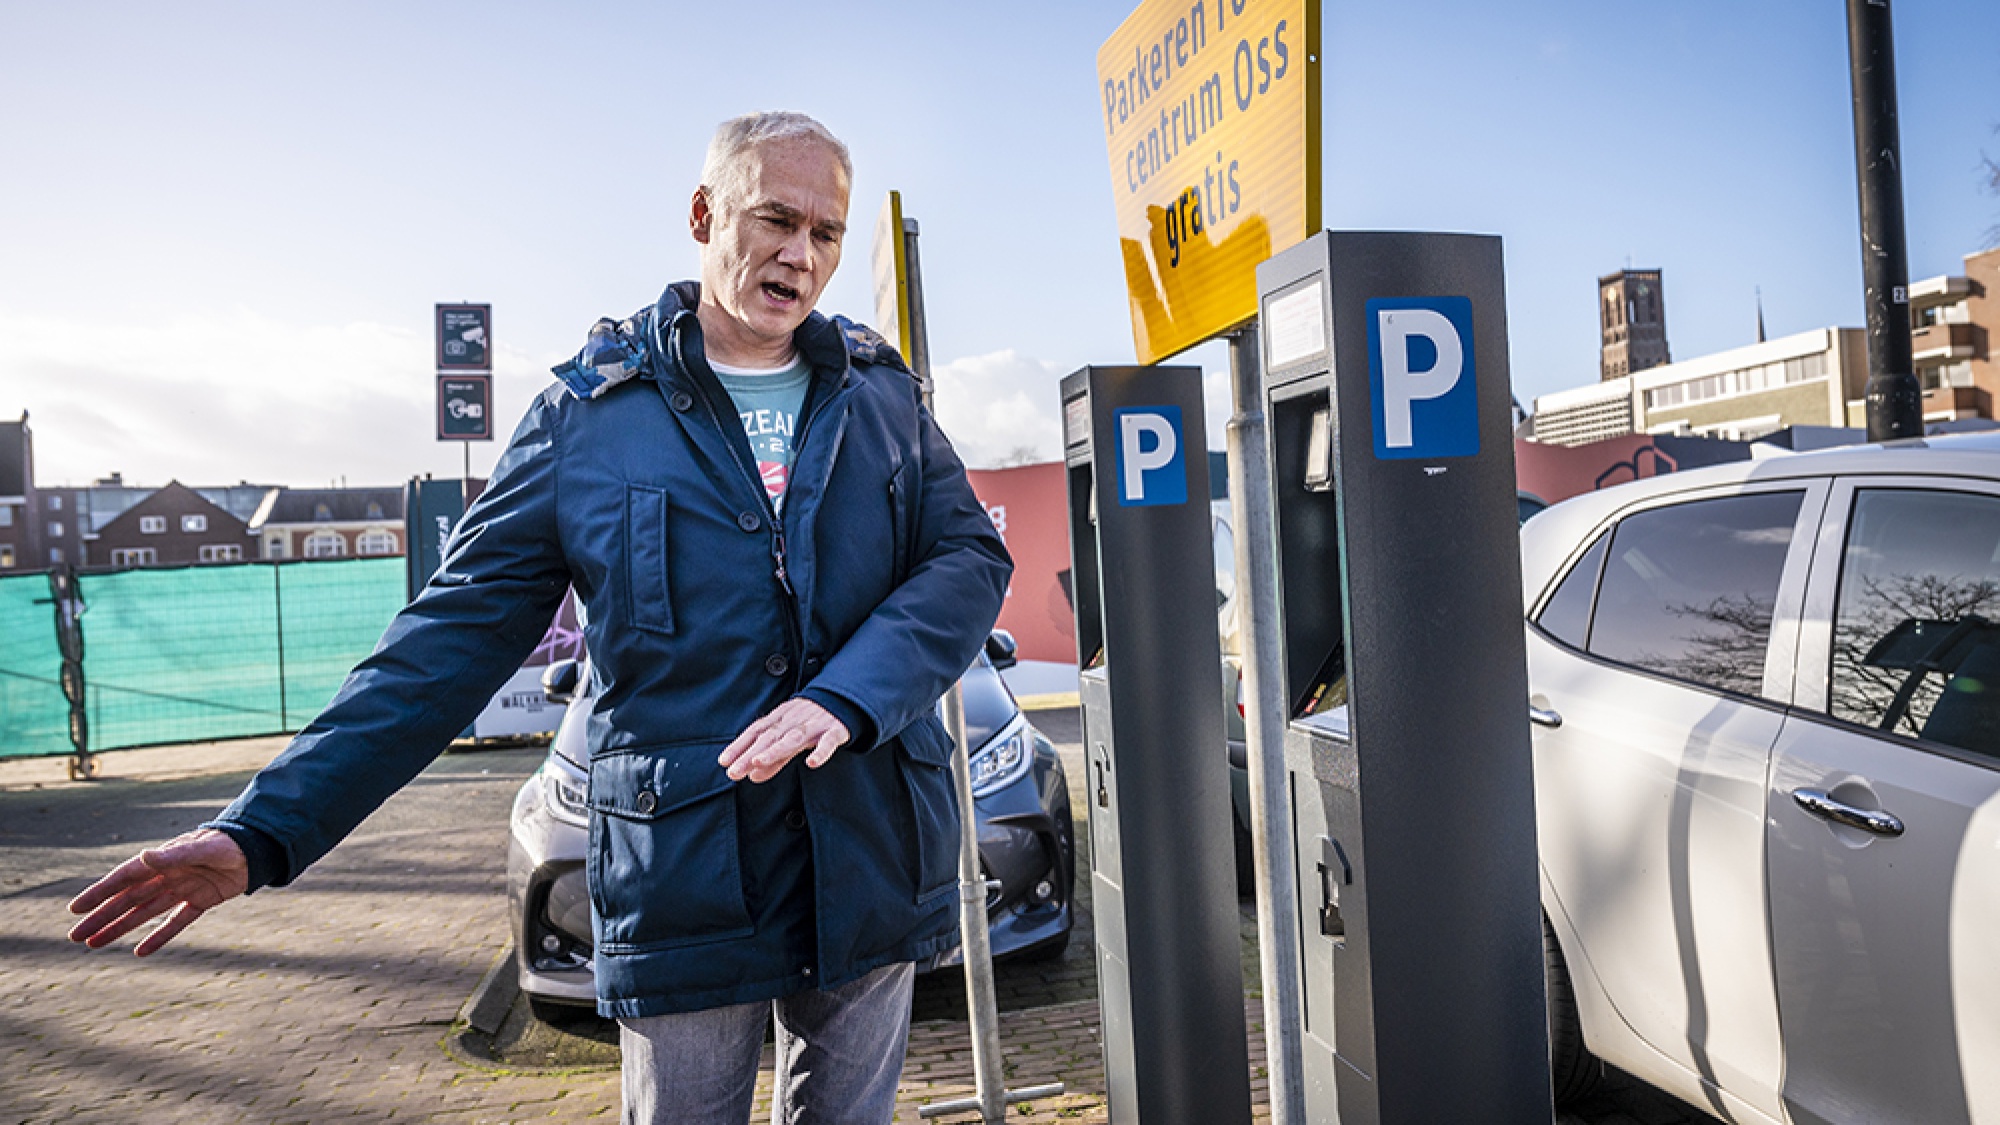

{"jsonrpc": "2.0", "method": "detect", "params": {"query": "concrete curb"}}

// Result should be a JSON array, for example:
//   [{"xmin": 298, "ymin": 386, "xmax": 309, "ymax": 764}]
[{"xmin": 459, "ymin": 944, "xmax": 519, "ymax": 1036}]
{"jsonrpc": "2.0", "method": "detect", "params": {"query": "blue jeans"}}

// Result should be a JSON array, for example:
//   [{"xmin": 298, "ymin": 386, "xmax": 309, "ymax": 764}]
[{"xmin": 618, "ymin": 961, "xmax": 915, "ymax": 1125}]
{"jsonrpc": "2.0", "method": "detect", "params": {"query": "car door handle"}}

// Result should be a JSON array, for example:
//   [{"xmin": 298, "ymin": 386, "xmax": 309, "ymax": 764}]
[
  {"xmin": 1528, "ymin": 704, "xmax": 1563, "ymax": 729},
  {"xmin": 1791, "ymin": 788, "xmax": 1906, "ymax": 838}
]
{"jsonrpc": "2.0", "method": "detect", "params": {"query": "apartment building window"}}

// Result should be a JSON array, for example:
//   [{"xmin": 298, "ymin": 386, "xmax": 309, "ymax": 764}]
[
  {"xmin": 1923, "ymin": 361, "xmax": 1975, "ymax": 390},
  {"xmin": 304, "ymin": 530, "xmax": 347, "ymax": 558},
  {"xmin": 266, "ymin": 536, "xmax": 288, "ymax": 560},
  {"xmin": 199, "ymin": 544, "xmax": 242, "ymax": 563},
  {"xmin": 47, "ymin": 495, "xmax": 61, "ymax": 511},
  {"xmin": 356, "ymin": 529, "xmax": 396, "ymax": 556},
  {"xmin": 47, "ymin": 521, "xmax": 62, "ymax": 539},
  {"xmin": 140, "ymin": 516, "xmax": 166, "ymax": 534},
  {"xmin": 0, "ymin": 545, "xmax": 13, "ymax": 567},
  {"xmin": 111, "ymin": 547, "xmax": 158, "ymax": 567},
  {"xmin": 0, "ymin": 506, "xmax": 11, "ymax": 527},
  {"xmin": 182, "ymin": 514, "xmax": 207, "ymax": 532},
  {"xmin": 49, "ymin": 547, "xmax": 63, "ymax": 565}
]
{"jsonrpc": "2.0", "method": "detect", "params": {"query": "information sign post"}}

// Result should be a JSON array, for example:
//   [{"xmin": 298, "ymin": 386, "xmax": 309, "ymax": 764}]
[{"xmin": 435, "ymin": 303, "xmax": 493, "ymax": 492}]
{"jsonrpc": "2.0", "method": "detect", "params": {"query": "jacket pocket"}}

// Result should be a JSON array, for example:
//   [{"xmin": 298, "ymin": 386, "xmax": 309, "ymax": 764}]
[
  {"xmin": 624, "ymin": 484, "xmax": 674, "ymax": 635},
  {"xmin": 895, "ymin": 712, "xmax": 960, "ymax": 904},
  {"xmin": 586, "ymin": 742, "xmax": 752, "ymax": 953}
]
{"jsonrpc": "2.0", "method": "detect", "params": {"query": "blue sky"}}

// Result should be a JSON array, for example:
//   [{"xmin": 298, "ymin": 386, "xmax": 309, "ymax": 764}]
[{"xmin": 1, "ymin": 0, "xmax": 1995, "ymax": 487}]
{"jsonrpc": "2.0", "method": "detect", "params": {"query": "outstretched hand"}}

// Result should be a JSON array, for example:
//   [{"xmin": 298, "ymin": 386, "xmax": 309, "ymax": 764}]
[
  {"xmin": 720, "ymin": 698, "xmax": 850, "ymax": 784},
  {"xmin": 67, "ymin": 828, "xmax": 249, "ymax": 956}
]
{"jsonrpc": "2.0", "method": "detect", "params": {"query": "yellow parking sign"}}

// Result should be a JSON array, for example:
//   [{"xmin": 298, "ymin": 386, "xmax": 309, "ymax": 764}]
[{"xmin": 1098, "ymin": 0, "xmax": 1319, "ymax": 364}]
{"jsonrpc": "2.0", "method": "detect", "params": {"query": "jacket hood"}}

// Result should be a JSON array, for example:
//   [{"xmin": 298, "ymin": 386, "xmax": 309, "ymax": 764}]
[{"xmin": 551, "ymin": 282, "xmax": 912, "ymax": 401}]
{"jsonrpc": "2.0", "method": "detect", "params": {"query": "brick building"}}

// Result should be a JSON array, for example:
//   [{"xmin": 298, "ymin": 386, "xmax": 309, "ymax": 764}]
[
  {"xmin": 0, "ymin": 414, "xmax": 31, "ymax": 570},
  {"xmin": 1537, "ymin": 246, "xmax": 2000, "ymax": 446},
  {"xmin": 91, "ymin": 481, "xmax": 257, "ymax": 568},
  {"xmin": 1908, "ymin": 245, "xmax": 1998, "ymax": 421}
]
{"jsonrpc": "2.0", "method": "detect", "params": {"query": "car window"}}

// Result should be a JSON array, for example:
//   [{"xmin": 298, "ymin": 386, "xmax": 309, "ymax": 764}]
[
  {"xmin": 1586, "ymin": 491, "xmax": 1803, "ymax": 697},
  {"xmin": 1535, "ymin": 531, "xmax": 1609, "ymax": 650},
  {"xmin": 1829, "ymin": 488, "xmax": 2000, "ymax": 759}
]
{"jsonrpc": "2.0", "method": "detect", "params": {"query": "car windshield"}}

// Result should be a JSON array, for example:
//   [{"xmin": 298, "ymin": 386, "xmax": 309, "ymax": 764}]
[{"xmin": 957, "ymin": 653, "xmax": 1019, "ymax": 750}]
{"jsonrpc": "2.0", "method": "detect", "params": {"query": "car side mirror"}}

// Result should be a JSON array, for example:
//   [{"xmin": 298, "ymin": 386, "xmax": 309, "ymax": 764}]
[
  {"xmin": 984, "ymin": 630, "xmax": 1018, "ymax": 671},
  {"xmin": 541, "ymin": 658, "xmax": 580, "ymax": 705}
]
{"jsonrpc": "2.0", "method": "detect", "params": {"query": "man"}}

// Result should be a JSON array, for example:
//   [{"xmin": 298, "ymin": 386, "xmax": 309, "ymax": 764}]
[{"xmin": 67, "ymin": 111, "xmax": 1012, "ymax": 1125}]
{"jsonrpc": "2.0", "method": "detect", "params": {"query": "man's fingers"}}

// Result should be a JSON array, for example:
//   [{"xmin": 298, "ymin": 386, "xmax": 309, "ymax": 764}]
[
  {"xmin": 76, "ymin": 891, "xmax": 176, "ymax": 950},
  {"xmin": 719, "ymin": 712, "xmax": 782, "ymax": 769},
  {"xmin": 806, "ymin": 725, "xmax": 844, "ymax": 769},
  {"xmin": 68, "ymin": 879, "xmax": 162, "ymax": 943},
  {"xmin": 723, "ymin": 699, "xmax": 849, "ymax": 781},
  {"xmin": 729, "ymin": 725, "xmax": 803, "ymax": 781},
  {"xmin": 134, "ymin": 902, "xmax": 205, "ymax": 958},
  {"xmin": 66, "ymin": 853, "xmax": 157, "ymax": 916}
]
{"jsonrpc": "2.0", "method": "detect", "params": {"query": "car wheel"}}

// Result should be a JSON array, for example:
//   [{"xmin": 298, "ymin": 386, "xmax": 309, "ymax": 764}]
[{"xmin": 1543, "ymin": 913, "xmax": 1601, "ymax": 1105}]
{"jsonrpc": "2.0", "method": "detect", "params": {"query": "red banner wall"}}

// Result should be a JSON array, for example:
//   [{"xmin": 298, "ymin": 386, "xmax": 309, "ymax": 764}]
[{"xmin": 965, "ymin": 463, "xmax": 1076, "ymax": 666}]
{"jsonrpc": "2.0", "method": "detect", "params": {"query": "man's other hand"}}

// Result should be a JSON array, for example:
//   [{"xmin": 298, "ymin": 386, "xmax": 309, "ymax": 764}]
[
  {"xmin": 67, "ymin": 828, "xmax": 249, "ymax": 956},
  {"xmin": 720, "ymin": 698, "xmax": 850, "ymax": 783}
]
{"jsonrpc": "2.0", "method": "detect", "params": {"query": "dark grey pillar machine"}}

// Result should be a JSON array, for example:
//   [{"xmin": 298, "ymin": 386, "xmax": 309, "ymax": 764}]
[
  {"xmin": 1256, "ymin": 232, "xmax": 1551, "ymax": 1124},
  {"xmin": 1060, "ymin": 365, "xmax": 1252, "ymax": 1125}
]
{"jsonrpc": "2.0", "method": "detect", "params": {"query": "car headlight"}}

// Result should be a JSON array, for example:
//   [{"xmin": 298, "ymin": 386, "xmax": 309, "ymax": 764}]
[
  {"xmin": 542, "ymin": 756, "xmax": 590, "ymax": 827},
  {"xmin": 969, "ymin": 719, "xmax": 1033, "ymax": 798}
]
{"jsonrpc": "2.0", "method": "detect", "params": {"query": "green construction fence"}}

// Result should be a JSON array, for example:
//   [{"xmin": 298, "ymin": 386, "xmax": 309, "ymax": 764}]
[{"xmin": 0, "ymin": 558, "xmax": 406, "ymax": 760}]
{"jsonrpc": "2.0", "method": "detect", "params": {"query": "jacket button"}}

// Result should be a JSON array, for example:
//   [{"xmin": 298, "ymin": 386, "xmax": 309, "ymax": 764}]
[
  {"xmin": 784, "ymin": 809, "xmax": 807, "ymax": 831},
  {"xmin": 765, "ymin": 654, "xmax": 789, "ymax": 677},
  {"xmin": 669, "ymin": 390, "xmax": 694, "ymax": 412},
  {"xmin": 737, "ymin": 511, "xmax": 761, "ymax": 532},
  {"xmin": 635, "ymin": 790, "xmax": 657, "ymax": 815}
]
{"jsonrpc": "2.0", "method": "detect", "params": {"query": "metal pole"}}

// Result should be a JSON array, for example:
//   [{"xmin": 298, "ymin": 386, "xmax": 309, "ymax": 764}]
[
  {"xmin": 1846, "ymin": 0, "xmax": 1923, "ymax": 441},
  {"xmin": 904, "ymin": 215, "xmax": 1062, "ymax": 1123},
  {"xmin": 1225, "ymin": 325, "xmax": 1306, "ymax": 1125},
  {"xmin": 273, "ymin": 562, "xmax": 288, "ymax": 729},
  {"xmin": 903, "ymin": 219, "xmax": 934, "ymax": 399}
]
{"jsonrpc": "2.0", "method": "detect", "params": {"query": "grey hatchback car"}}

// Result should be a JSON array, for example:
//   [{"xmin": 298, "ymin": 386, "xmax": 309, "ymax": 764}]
[{"xmin": 507, "ymin": 633, "xmax": 1075, "ymax": 1011}]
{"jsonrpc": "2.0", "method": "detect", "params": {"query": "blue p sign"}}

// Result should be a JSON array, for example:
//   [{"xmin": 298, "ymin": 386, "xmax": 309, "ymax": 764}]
[
  {"xmin": 1367, "ymin": 297, "xmax": 1479, "ymax": 460},
  {"xmin": 1113, "ymin": 406, "xmax": 1188, "ymax": 506}
]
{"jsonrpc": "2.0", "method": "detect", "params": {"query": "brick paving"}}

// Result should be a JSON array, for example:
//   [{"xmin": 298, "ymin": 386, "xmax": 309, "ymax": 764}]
[{"xmin": 0, "ymin": 719, "xmax": 1716, "ymax": 1124}]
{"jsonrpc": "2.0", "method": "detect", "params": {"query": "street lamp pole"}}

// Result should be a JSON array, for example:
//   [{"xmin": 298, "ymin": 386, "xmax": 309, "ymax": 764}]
[{"xmin": 1845, "ymin": 0, "xmax": 1923, "ymax": 441}]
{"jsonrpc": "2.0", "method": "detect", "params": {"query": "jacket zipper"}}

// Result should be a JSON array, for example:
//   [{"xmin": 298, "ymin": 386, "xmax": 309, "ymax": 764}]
[{"xmin": 672, "ymin": 320, "xmax": 842, "ymax": 691}]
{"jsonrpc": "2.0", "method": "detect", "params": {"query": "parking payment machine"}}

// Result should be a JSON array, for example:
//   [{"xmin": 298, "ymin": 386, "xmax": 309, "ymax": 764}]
[
  {"xmin": 1257, "ymin": 233, "xmax": 1551, "ymax": 1124},
  {"xmin": 1061, "ymin": 366, "xmax": 1252, "ymax": 1125}
]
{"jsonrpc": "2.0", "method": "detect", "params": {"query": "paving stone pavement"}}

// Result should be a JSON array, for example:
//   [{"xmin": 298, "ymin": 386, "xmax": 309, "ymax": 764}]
[{"xmin": 0, "ymin": 718, "xmax": 1718, "ymax": 1124}]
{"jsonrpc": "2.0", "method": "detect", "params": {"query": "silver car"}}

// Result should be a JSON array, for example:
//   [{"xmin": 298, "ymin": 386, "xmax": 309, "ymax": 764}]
[
  {"xmin": 508, "ymin": 633, "xmax": 1075, "ymax": 1012},
  {"xmin": 1525, "ymin": 432, "xmax": 2000, "ymax": 1122}
]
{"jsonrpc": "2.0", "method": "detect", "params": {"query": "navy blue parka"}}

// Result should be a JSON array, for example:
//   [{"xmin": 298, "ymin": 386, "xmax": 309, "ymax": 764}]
[{"xmin": 210, "ymin": 283, "xmax": 1013, "ymax": 1017}]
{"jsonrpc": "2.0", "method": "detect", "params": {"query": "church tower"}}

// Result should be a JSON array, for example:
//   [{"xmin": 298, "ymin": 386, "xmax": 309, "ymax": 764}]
[{"xmin": 1599, "ymin": 269, "xmax": 1670, "ymax": 380}]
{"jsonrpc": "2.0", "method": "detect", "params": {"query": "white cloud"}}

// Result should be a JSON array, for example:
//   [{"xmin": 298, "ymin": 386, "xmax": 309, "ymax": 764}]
[
  {"xmin": 930, "ymin": 347, "xmax": 1235, "ymax": 470},
  {"xmin": 0, "ymin": 309, "xmax": 557, "ymax": 488},
  {"xmin": 928, "ymin": 349, "xmax": 1071, "ymax": 468},
  {"xmin": 0, "ymin": 317, "xmax": 1232, "ymax": 490}
]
